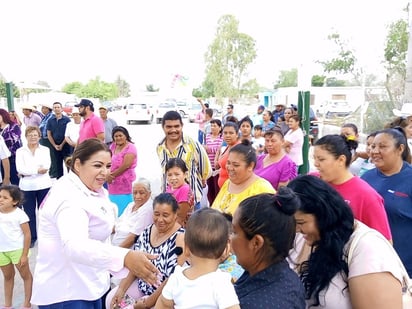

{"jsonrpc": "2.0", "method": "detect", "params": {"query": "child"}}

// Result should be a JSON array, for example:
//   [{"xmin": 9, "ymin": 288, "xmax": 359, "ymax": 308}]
[
  {"xmin": 155, "ymin": 208, "xmax": 240, "ymax": 309},
  {"xmin": 165, "ymin": 158, "xmax": 194, "ymax": 226},
  {"xmin": 252, "ymin": 124, "xmax": 265, "ymax": 155},
  {"xmin": 0, "ymin": 185, "xmax": 33, "ymax": 309}
]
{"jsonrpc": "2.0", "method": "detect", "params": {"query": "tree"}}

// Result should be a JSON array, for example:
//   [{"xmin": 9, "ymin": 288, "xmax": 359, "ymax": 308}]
[
  {"xmin": 384, "ymin": 18, "xmax": 408, "ymax": 106},
  {"xmin": 241, "ymin": 78, "xmax": 260, "ymax": 96},
  {"xmin": 274, "ymin": 68, "xmax": 298, "ymax": 88},
  {"xmin": 115, "ymin": 76, "xmax": 131, "ymax": 97},
  {"xmin": 311, "ymin": 75, "xmax": 326, "ymax": 87},
  {"xmin": 204, "ymin": 14, "xmax": 257, "ymax": 101},
  {"xmin": 62, "ymin": 77, "xmax": 119, "ymax": 101},
  {"xmin": 318, "ymin": 33, "xmax": 362, "ymax": 85}
]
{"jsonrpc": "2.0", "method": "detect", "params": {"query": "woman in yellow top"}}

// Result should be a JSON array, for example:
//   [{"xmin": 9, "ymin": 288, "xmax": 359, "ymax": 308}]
[{"xmin": 212, "ymin": 140, "xmax": 275, "ymax": 215}]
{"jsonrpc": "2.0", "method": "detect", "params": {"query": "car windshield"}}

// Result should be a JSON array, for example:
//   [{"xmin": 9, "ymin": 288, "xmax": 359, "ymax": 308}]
[
  {"xmin": 159, "ymin": 102, "xmax": 175, "ymax": 108},
  {"xmin": 129, "ymin": 104, "xmax": 147, "ymax": 109}
]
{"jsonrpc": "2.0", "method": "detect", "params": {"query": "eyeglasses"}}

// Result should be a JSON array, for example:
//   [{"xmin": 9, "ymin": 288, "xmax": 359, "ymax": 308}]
[{"xmin": 27, "ymin": 134, "xmax": 39, "ymax": 138}]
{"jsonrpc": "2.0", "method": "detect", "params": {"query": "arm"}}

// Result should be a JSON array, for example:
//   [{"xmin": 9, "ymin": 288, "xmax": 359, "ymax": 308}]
[
  {"xmin": 1, "ymin": 157, "xmax": 10, "ymax": 184},
  {"xmin": 349, "ymin": 272, "xmax": 402, "ymax": 308},
  {"xmin": 47, "ymin": 130, "xmax": 59, "ymax": 150},
  {"xmin": 111, "ymin": 271, "xmax": 137, "ymax": 308},
  {"xmin": 107, "ymin": 153, "xmax": 136, "ymax": 183},
  {"xmin": 154, "ymin": 295, "xmax": 174, "ymax": 309},
  {"xmin": 18, "ymin": 222, "xmax": 31, "ymax": 267},
  {"xmin": 96, "ymin": 132, "xmax": 105, "ymax": 142}
]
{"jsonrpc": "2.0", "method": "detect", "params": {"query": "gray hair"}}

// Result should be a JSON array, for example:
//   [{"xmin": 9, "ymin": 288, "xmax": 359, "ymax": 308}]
[{"xmin": 133, "ymin": 178, "xmax": 152, "ymax": 192}]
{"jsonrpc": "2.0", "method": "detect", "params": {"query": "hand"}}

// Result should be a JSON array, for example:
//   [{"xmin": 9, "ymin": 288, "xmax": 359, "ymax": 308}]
[
  {"xmin": 18, "ymin": 255, "xmax": 28, "ymax": 267},
  {"xmin": 133, "ymin": 299, "xmax": 147, "ymax": 309},
  {"xmin": 111, "ymin": 287, "xmax": 126, "ymax": 309},
  {"xmin": 38, "ymin": 167, "xmax": 48, "ymax": 174},
  {"xmin": 124, "ymin": 251, "xmax": 160, "ymax": 287},
  {"xmin": 107, "ymin": 173, "xmax": 115, "ymax": 184}
]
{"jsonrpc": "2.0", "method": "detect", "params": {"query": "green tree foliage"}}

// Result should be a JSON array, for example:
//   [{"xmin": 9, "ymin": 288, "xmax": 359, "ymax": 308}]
[
  {"xmin": 325, "ymin": 77, "xmax": 346, "ymax": 87},
  {"xmin": 274, "ymin": 68, "xmax": 298, "ymax": 88},
  {"xmin": 311, "ymin": 75, "xmax": 326, "ymax": 86},
  {"xmin": 62, "ymin": 77, "xmax": 119, "ymax": 101},
  {"xmin": 241, "ymin": 78, "xmax": 260, "ymax": 96},
  {"xmin": 0, "ymin": 81, "xmax": 20, "ymax": 97},
  {"xmin": 204, "ymin": 14, "xmax": 257, "ymax": 101},
  {"xmin": 384, "ymin": 18, "xmax": 408, "ymax": 105}
]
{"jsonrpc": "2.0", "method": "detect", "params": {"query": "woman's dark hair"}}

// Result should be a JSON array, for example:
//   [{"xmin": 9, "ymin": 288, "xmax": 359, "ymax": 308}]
[
  {"xmin": 0, "ymin": 184, "xmax": 24, "ymax": 207},
  {"xmin": 263, "ymin": 128, "xmax": 284, "ymax": 139},
  {"xmin": 185, "ymin": 208, "xmax": 229, "ymax": 259},
  {"xmin": 229, "ymin": 139, "xmax": 256, "ymax": 169},
  {"xmin": 210, "ymin": 119, "xmax": 222, "ymax": 135},
  {"xmin": 223, "ymin": 121, "xmax": 239, "ymax": 133},
  {"xmin": 226, "ymin": 115, "xmax": 239, "ymax": 124},
  {"xmin": 239, "ymin": 116, "xmax": 253, "ymax": 129},
  {"xmin": 384, "ymin": 116, "xmax": 409, "ymax": 130},
  {"xmin": 342, "ymin": 123, "xmax": 359, "ymax": 135},
  {"xmin": 287, "ymin": 175, "xmax": 354, "ymax": 307},
  {"xmin": 236, "ymin": 188, "xmax": 299, "ymax": 264},
  {"xmin": 375, "ymin": 127, "xmax": 411, "ymax": 163},
  {"xmin": 0, "ymin": 109, "xmax": 13, "ymax": 125},
  {"xmin": 111, "ymin": 126, "xmax": 133, "ymax": 143},
  {"xmin": 289, "ymin": 114, "xmax": 301, "ymax": 123},
  {"xmin": 68, "ymin": 138, "xmax": 111, "ymax": 173},
  {"xmin": 366, "ymin": 131, "xmax": 378, "ymax": 140},
  {"xmin": 153, "ymin": 192, "xmax": 179, "ymax": 213},
  {"xmin": 165, "ymin": 157, "xmax": 188, "ymax": 173},
  {"xmin": 315, "ymin": 134, "xmax": 358, "ymax": 167}
]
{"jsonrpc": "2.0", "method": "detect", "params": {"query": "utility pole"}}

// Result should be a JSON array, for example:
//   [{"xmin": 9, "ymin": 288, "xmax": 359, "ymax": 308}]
[{"xmin": 404, "ymin": 2, "xmax": 412, "ymax": 102}]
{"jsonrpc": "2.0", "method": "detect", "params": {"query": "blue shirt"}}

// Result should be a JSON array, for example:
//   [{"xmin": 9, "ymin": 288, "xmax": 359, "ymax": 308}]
[
  {"xmin": 46, "ymin": 115, "xmax": 71, "ymax": 144},
  {"xmin": 235, "ymin": 260, "xmax": 305, "ymax": 309},
  {"xmin": 39, "ymin": 112, "xmax": 54, "ymax": 139},
  {"xmin": 362, "ymin": 162, "xmax": 412, "ymax": 277}
]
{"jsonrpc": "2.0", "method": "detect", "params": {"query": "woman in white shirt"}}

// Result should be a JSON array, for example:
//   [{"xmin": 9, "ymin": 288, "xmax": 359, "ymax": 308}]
[
  {"xmin": 284, "ymin": 115, "xmax": 304, "ymax": 168},
  {"xmin": 16, "ymin": 126, "xmax": 52, "ymax": 248},
  {"xmin": 31, "ymin": 138, "xmax": 160, "ymax": 308}
]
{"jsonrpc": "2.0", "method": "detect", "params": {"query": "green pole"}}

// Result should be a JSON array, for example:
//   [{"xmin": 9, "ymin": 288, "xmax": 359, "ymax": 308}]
[
  {"xmin": 5, "ymin": 82, "xmax": 14, "ymax": 111},
  {"xmin": 298, "ymin": 91, "xmax": 310, "ymax": 175}
]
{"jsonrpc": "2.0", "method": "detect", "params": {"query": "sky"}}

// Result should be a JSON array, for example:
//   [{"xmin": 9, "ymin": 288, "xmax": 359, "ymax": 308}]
[{"xmin": 0, "ymin": 0, "xmax": 408, "ymax": 95}]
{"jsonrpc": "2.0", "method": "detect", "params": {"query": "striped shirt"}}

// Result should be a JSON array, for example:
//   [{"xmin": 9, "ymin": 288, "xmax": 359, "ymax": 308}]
[
  {"xmin": 157, "ymin": 135, "xmax": 212, "ymax": 204},
  {"xmin": 205, "ymin": 134, "xmax": 223, "ymax": 170}
]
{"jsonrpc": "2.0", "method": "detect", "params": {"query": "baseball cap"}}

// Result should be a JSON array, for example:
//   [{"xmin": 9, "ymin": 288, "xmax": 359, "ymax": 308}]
[{"xmin": 75, "ymin": 99, "xmax": 94, "ymax": 108}]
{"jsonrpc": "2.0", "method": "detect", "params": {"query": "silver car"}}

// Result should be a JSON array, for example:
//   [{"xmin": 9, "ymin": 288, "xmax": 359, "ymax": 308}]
[{"xmin": 125, "ymin": 103, "xmax": 154, "ymax": 124}]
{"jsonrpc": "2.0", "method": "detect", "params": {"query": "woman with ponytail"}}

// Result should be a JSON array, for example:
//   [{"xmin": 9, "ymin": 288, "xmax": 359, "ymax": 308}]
[
  {"xmin": 309, "ymin": 134, "xmax": 391, "ymax": 240},
  {"xmin": 232, "ymin": 189, "xmax": 305, "ymax": 308}
]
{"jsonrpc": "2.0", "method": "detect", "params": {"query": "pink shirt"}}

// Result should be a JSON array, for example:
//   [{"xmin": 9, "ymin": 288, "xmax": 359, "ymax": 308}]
[
  {"xmin": 108, "ymin": 143, "xmax": 137, "ymax": 195},
  {"xmin": 78, "ymin": 113, "xmax": 105, "ymax": 143},
  {"xmin": 166, "ymin": 183, "xmax": 193, "ymax": 206},
  {"xmin": 310, "ymin": 172, "xmax": 392, "ymax": 240}
]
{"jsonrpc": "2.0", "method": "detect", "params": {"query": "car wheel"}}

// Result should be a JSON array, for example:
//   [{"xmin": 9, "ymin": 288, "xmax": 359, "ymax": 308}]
[
  {"xmin": 179, "ymin": 110, "xmax": 185, "ymax": 118},
  {"xmin": 156, "ymin": 118, "xmax": 161, "ymax": 124},
  {"xmin": 127, "ymin": 120, "xmax": 131, "ymax": 125}
]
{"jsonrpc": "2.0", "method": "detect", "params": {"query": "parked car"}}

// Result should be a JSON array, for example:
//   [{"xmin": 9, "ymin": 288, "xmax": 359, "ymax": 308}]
[
  {"xmin": 125, "ymin": 102, "xmax": 154, "ymax": 124},
  {"xmin": 155, "ymin": 101, "xmax": 178, "ymax": 124},
  {"xmin": 176, "ymin": 101, "xmax": 189, "ymax": 118},
  {"xmin": 322, "ymin": 101, "xmax": 353, "ymax": 119},
  {"xmin": 188, "ymin": 102, "xmax": 203, "ymax": 123}
]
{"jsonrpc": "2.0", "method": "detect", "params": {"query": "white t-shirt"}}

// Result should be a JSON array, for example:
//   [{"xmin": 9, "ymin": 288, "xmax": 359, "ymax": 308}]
[
  {"xmin": 162, "ymin": 265, "xmax": 239, "ymax": 309},
  {"xmin": 111, "ymin": 199, "xmax": 153, "ymax": 247},
  {"xmin": 64, "ymin": 121, "xmax": 81, "ymax": 144},
  {"xmin": 0, "ymin": 207, "xmax": 29, "ymax": 251},
  {"xmin": 284, "ymin": 128, "xmax": 303, "ymax": 166},
  {"xmin": 291, "ymin": 222, "xmax": 403, "ymax": 309}
]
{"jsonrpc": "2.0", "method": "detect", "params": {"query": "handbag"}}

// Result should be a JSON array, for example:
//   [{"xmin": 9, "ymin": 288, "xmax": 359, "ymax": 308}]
[{"xmin": 348, "ymin": 227, "xmax": 412, "ymax": 308}]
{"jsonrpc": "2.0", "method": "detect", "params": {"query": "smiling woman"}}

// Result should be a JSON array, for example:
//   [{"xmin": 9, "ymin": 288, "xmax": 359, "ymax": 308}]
[{"xmin": 31, "ymin": 138, "xmax": 160, "ymax": 308}]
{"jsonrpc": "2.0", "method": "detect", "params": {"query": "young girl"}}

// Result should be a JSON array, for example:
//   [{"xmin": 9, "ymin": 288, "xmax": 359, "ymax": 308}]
[
  {"xmin": 165, "ymin": 158, "xmax": 194, "ymax": 226},
  {"xmin": 0, "ymin": 185, "xmax": 33, "ymax": 309}
]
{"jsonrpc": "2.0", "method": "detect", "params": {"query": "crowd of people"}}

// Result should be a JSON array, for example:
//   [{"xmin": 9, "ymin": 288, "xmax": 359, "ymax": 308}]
[{"xmin": 0, "ymin": 99, "xmax": 412, "ymax": 309}]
